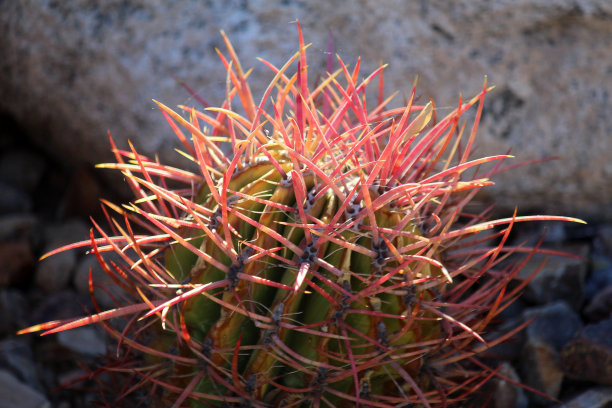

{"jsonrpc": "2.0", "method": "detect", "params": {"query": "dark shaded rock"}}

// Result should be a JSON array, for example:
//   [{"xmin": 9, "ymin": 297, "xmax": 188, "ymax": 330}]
[
  {"xmin": 584, "ymin": 285, "xmax": 612, "ymax": 322},
  {"xmin": 585, "ymin": 257, "xmax": 612, "ymax": 299},
  {"xmin": 0, "ymin": 214, "xmax": 39, "ymax": 242},
  {"xmin": 557, "ymin": 386, "xmax": 612, "ymax": 408},
  {"xmin": 40, "ymin": 219, "xmax": 89, "ymax": 247},
  {"xmin": 29, "ymin": 289, "xmax": 92, "ymax": 326},
  {"xmin": 0, "ymin": 338, "xmax": 43, "ymax": 392},
  {"xmin": 472, "ymin": 362, "xmax": 528, "ymax": 408},
  {"xmin": 519, "ymin": 244, "xmax": 589, "ymax": 311},
  {"xmin": 61, "ymin": 167, "xmax": 107, "ymax": 219},
  {"xmin": 519, "ymin": 302, "xmax": 583, "ymax": 405},
  {"xmin": 0, "ymin": 240, "xmax": 35, "ymax": 287},
  {"xmin": 594, "ymin": 223, "xmax": 612, "ymax": 255},
  {"xmin": 0, "ymin": 369, "xmax": 50, "ymax": 408},
  {"xmin": 521, "ymin": 336, "xmax": 564, "ymax": 406},
  {"xmin": 57, "ymin": 327, "xmax": 107, "ymax": 357},
  {"xmin": 0, "ymin": 148, "xmax": 46, "ymax": 193},
  {"xmin": 34, "ymin": 247, "xmax": 75, "ymax": 293},
  {"xmin": 0, "ymin": 289, "xmax": 28, "ymax": 335},
  {"xmin": 561, "ymin": 318, "xmax": 612, "ymax": 385},
  {"xmin": 73, "ymin": 252, "xmax": 125, "ymax": 309},
  {"xmin": 523, "ymin": 301, "xmax": 583, "ymax": 352},
  {"xmin": 481, "ymin": 316, "xmax": 526, "ymax": 362},
  {"xmin": 34, "ymin": 219, "xmax": 89, "ymax": 293},
  {"xmin": 493, "ymin": 362, "xmax": 529, "ymax": 408},
  {"xmin": 0, "ymin": 182, "xmax": 32, "ymax": 214}
]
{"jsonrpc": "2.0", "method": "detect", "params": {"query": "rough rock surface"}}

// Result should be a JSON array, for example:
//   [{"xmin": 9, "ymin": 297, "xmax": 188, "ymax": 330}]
[
  {"xmin": 472, "ymin": 362, "xmax": 529, "ymax": 408},
  {"xmin": 1, "ymin": 0, "xmax": 611, "ymax": 219},
  {"xmin": 519, "ymin": 301, "xmax": 583, "ymax": 405},
  {"xmin": 561, "ymin": 318, "xmax": 612, "ymax": 385},
  {"xmin": 0, "ymin": 369, "xmax": 50, "ymax": 408},
  {"xmin": 518, "ymin": 244, "xmax": 590, "ymax": 311},
  {"xmin": 558, "ymin": 387, "xmax": 612, "ymax": 408}
]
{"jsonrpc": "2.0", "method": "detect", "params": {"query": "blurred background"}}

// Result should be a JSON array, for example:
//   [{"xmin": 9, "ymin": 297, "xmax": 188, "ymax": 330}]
[{"xmin": 1, "ymin": 1, "xmax": 611, "ymax": 407}]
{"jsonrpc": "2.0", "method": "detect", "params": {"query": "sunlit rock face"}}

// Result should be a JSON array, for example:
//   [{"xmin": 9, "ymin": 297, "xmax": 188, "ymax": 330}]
[{"xmin": 1, "ymin": 0, "xmax": 610, "ymax": 219}]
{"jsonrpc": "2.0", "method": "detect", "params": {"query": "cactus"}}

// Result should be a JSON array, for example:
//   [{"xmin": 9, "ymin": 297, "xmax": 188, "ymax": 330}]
[{"xmin": 20, "ymin": 24, "xmax": 583, "ymax": 407}]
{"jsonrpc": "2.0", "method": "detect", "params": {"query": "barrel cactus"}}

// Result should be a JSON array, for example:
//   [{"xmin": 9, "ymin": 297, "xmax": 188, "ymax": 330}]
[{"xmin": 21, "ymin": 25, "xmax": 583, "ymax": 407}]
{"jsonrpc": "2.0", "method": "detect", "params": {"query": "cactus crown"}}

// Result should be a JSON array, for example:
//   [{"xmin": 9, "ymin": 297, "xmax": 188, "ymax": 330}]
[{"xmin": 21, "ymin": 24, "xmax": 583, "ymax": 407}]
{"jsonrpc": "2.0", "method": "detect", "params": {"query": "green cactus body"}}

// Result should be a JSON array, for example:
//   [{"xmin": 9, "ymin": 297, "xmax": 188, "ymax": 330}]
[
  {"xmin": 161, "ymin": 137, "xmax": 446, "ymax": 406},
  {"xmin": 19, "ymin": 24, "xmax": 585, "ymax": 408}
]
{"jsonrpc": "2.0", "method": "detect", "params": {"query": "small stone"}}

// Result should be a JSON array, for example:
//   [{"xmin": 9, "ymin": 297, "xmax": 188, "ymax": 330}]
[
  {"xmin": 34, "ymin": 246, "xmax": 76, "ymax": 292},
  {"xmin": 474, "ymin": 362, "xmax": 528, "ymax": 408},
  {"xmin": 0, "ymin": 339, "xmax": 43, "ymax": 392},
  {"xmin": 518, "ymin": 301, "xmax": 583, "ymax": 405},
  {"xmin": 584, "ymin": 285, "xmax": 612, "ymax": 322},
  {"xmin": 0, "ymin": 289, "xmax": 28, "ymax": 335},
  {"xmin": 73, "ymin": 252, "xmax": 126, "ymax": 309},
  {"xmin": 62, "ymin": 167, "xmax": 106, "ymax": 219},
  {"xmin": 41, "ymin": 219, "xmax": 89, "ymax": 247},
  {"xmin": 519, "ymin": 244, "xmax": 589, "ymax": 311},
  {"xmin": 0, "ymin": 182, "xmax": 32, "ymax": 214},
  {"xmin": 0, "ymin": 240, "xmax": 35, "ymax": 287},
  {"xmin": 481, "ymin": 316, "xmax": 526, "ymax": 362},
  {"xmin": 29, "ymin": 289, "xmax": 92, "ymax": 326},
  {"xmin": 523, "ymin": 301, "xmax": 583, "ymax": 352},
  {"xmin": 585, "ymin": 257, "xmax": 612, "ymax": 299},
  {"xmin": 561, "ymin": 318, "xmax": 612, "ymax": 385},
  {"xmin": 494, "ymin": 363, "xmax": 529, "ymax": 408},
  {"xmin": 57, "ymin": 326, "xmax": 107, "ymax": 357},
  {"xmin": 35, "ymin": 219, "xmax": 89, "ymax": 293},
  {"xmin": 595, "ymin": 224, "xmax": 612, "ymax": 255},
  {"xmin": 0, "ymin": 369, "xmax": 50, "ymax": 408},
  {"xmin": 0, "ymin": 148, "xmax": 46, "ymax": 193},
  {"xmin": 0, "ymin": 214, "xmax": 38, "ymax": 242},
  {"xmin": 557, "ymin": 386, "xmax": 612, "ymax": 408},
  {"xmin": 520, "ymin": 336, "xmax": 564, "ymax": 406}
]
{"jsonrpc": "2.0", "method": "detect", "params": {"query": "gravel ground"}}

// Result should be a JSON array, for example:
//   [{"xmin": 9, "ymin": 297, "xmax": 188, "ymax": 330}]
[{"xmin": 1, "ymin": 113, "xmax": 611, "ymax": 408}]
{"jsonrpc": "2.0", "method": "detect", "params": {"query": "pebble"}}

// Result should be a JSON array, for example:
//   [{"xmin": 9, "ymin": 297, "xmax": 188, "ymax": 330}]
[
  {"xmin": 494, "ymin": 362, "xmax": 529, "ymax": 408},
  {"xmin": 0, "ymin": 181, "xmax": 32, "ymax": 214},
  {"xmin": 61, "ymin": 167, "xmax": 106, "ymax": 219},
  {"xmin": 472, "ymin": 362, "xmax": 528, "ymax": 408},
  {"xmin": 57, "ymin": 327, "xmax": 107, "ymax": 357},
  {"xmin": 40, "ymin": 219, "xmax": 90, "ymax": 248},
  {"xmin": 34, "ymin": 247, "xmax": 76, "ymax": 293},
  {"xmin": 73, "ymin": 252, "xmax": 126, "ymax": 309},
  {"xmin": 519, "ymin": 243, "xmax": 590, "ymax": 311},
  {"xmin": 0, "ymin": 148, "xmax": 46, "ymax": 193},
  {"xmin": 523, "ymin": 301, "xmax": 583, "ymax": 352},
  {"xmin": 585, "ymin": 256, "xmax": 612, "ymax": 299},
  {"xmin": 0, "ymin": 240, "xmax": 35, "ymax": 287},
  {"xmin": 0, "ymin": 338, "xmax": 43, "ymax": 392},
  {"xmin": 29, "ymin": 290, "xmax": 92, "ymax": 326},
  {"xmin": 594, "ymin": 224, "xmax": 612, "ymax": 255},
  {"xmin": 482, "ymin": 316, "xmax": 526, "ymax": 362},
  {"xmin": 0, "ymin": 369, "xmax": 50, "ymax": 408},
  {"xmin": 519, "ymin": 301, "xmax": 583, "ymax": 405},
  {"xmin": 561, "ymin": 318, "xmax": 612, "ymax": 386},
  {"xmin": 520, "ymin": 336, "xmax": 564, "ymax": 406},
  {"xmin": 557, "ymin": 386, "xmax": 612, "ymax": 408},
  {"xmin": 0, "ymin": 214, "xmax": 38, "ymax": 242},
  {"xmin": 0, "ymin": 289, "xmax": 28, "ymax": 335},
  {"xmin": 583, "ymin": 285, "xmax": 612, "ymax": 322},
  {"xmin": 34, "ymin": 219, "xmax": 89, "ymax": 293}
]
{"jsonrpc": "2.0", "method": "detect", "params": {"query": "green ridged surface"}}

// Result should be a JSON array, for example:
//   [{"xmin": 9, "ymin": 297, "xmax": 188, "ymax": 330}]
[{"xmin": 165, "ymin": 150, "xmax": 445, "ymax": 407}]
